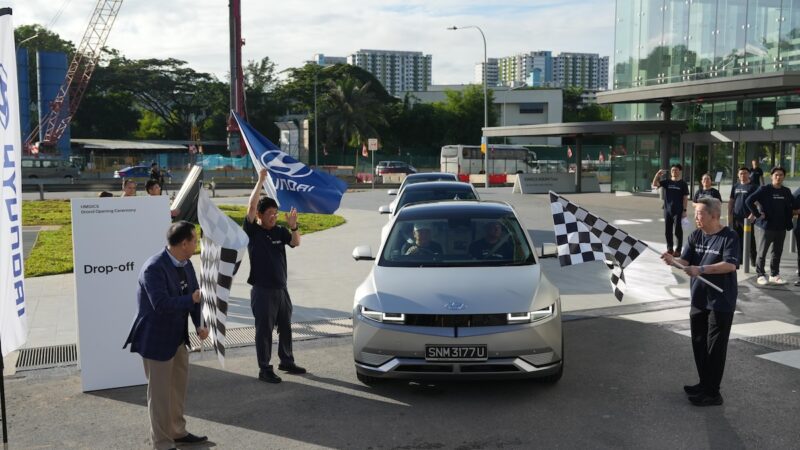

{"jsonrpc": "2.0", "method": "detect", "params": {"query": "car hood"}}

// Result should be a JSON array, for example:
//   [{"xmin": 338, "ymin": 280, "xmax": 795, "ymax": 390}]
[{"xmin": 362, "ymin": 265, "xmax": 550, "ymax": 314}]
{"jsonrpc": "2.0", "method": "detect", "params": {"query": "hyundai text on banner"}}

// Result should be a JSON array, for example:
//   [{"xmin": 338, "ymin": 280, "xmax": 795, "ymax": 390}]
[
  {"xmin": 72, "ymin": 196, "xmax": 171, "ymax": 391},
  {"xmin": 0, "ymin": 7, "xmax": 27, "ymax": 357},
  {"xmin": 233, "ymin": 112, "xmax": 347, "ymax": 214}
]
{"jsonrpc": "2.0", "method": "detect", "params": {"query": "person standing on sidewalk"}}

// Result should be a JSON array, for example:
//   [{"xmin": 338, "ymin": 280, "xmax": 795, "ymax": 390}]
[
  {"xmin": 751, "ymin": 159, "xmax": 765, "ymax": 186},
  {"xmin": 745, "ymin": 167, "xmax": 798, "ymax": 285},
  {"xmin": 729, "ymin": 167, "xmax": 758, "ymax": 269},
  {"xmin": 652, "ymin": 164, "xmax": 689, "ymax": 256},
  {"xmin": 123, "ymin": 221, "xmax": 209, "ymax": 449},
  {"xmin": 693, "ymin": 173, "xmax": 722, "ymax": 203},
  {"xmin": 244, "ymin": 168, "xmax": 306, "ymax": 383},
  {"xmin": 661, "ymin": 197, "xmax": 739, "ymax": 407},
  {"xmin": 792, "ymin": 186, "xmax": 800, "ymax": 286}
]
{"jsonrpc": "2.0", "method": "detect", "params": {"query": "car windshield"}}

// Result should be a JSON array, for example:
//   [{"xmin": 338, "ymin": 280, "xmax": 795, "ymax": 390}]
[
  {"xmin": 402, "ymin": 175, "xmax": 455, "ymax": 189},
  {"xmin": 396, "ymin": 188, "xmax": 476, "ymax": 213},
  {"xmin": 380, "ymin": 212, "xmax": 535, "ymax": 267}
]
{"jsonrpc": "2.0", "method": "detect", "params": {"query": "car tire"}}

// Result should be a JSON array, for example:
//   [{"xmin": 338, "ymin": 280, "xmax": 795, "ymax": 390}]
[
  {"xmin": 64, "ymin": 175, "xmax": 73, "ymax": 180},
  {"xmin": 356, "ymin": 370, "xmax": 382, "ymax": 386},
  {"xmin": 28, "ymin": 175, "xmax": 38, "ymax": 179}
]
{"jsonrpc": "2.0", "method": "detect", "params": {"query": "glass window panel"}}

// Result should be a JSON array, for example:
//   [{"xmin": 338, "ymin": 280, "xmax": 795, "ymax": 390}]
[
  {"xmin": 715, "ymin": 0, "xmax": 749, "ymax": 77},
  {"xmin": 746, "ymin": 0, "xmax": 783, "ymax": 74},
  {"xmin": 614, "ymin": 0, "xmax": 640, "ymax": 89},
  {"xmin": 664, "ymin": 0, "xmax": 691, "ymax": 83},
  {"xmin": 639, "ymin": 0, "xmax": 666, "ymax": 86},
  {"xmin": 780, "ymin": 0, "xmax": 800, "ymax": 70},
  {"xmin": 686, "ymin": 0, "xmax": 718, "ymax": 80}
]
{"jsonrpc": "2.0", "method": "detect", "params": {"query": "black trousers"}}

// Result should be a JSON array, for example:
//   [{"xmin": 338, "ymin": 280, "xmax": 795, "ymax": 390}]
[
  {"xmin": 251, "ymin": 285, "xmax": 294, "ymax": 372},
  {"xmin": 754, "ymin": 227, "xmax": 786, "ymax": 277},
  {"xmin": 689, "ymin": 307, "xmax": 734, "ymax": 396},
  {"xmin": 732, "ymin": 218, "xmax": 757, "ymax": 267},
  {"xmin": 664, "ymin": 211, "xmax": 683, "ymax": 252}
]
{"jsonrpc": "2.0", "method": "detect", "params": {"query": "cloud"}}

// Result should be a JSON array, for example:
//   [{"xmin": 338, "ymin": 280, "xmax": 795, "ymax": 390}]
[{"xmin": 10, "ymin": 0, "xmax": 614, "ymax": 84}]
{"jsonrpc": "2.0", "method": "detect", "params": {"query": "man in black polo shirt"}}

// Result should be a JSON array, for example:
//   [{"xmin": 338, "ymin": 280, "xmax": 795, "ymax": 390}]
[
  {"xmin": 661, "ymin": 197, "xmax": 738, "ymax": 406},
  {"xmin": 652, "ymin": 164, "xmax": 689, "ymax": 256},
  {"xmin": 745, "ymin": 166, "xmax": 798, "ymax": 286},
  {"xmin": 244, "ymin": 168, "xmax": 305, "ymax": 383},
  {"xmin": 729, "ymin": 166, "xmax": 758, "ymax": 268},
  {"xmin": 750, "ymin": 159, "xmax": 764, "ymax": 186}
]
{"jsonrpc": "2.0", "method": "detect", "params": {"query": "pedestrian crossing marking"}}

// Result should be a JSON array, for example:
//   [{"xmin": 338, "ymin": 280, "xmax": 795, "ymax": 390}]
[
  {"xmin": 756, "ymin": 350, "xmax": 800, "ymax": 370},
  {"xmin": 617, "ymin": 307, "xmax": 690, "ymax": 323},
  {"xmin": 729, "ymin": 321, "xmax": 800, "ymax": 338}
]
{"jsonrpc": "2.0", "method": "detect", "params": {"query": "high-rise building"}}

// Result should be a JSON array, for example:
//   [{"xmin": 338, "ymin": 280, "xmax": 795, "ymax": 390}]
[
  {"xmin": 347, "ymin": 49, "xmax": 432, "ymax": 96},
  {"xmin": 311, "ymin": 53, "xmax": 347, "ymax": 67},
  {"xmin": 474, "ymin": 58, "xmax": 499, "ymax": 87},
  {"xmin": 554, "ymin": 53, "xmax": 609, "ymax": 91},
  {"xmin": 498, "ymin": 51, "xmax": 553, "ymax": 87}
]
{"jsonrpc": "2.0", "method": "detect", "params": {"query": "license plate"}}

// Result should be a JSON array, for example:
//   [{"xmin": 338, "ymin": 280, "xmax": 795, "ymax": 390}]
[{"xmin": 425, "ymin": 345, "xmax": 487, "ymax": 361}]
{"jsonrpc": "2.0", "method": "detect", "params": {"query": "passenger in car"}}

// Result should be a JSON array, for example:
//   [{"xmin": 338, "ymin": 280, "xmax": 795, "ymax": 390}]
[
  {"xmin": 469, "ymin": 221, "xmax": 513, "ymax": 259},
  {"xmin": 402, "ymin": 223, "xmax": 443, "ymax": 257}
]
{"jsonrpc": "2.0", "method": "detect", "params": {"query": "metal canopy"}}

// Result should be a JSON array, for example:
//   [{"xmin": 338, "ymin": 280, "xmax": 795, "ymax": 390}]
[
  {"xmin": 597, "ymin": 71, "xmax": 800, "ymax": 105},
  {"xmin": 482, "ymin": 120, "xmax": 686, "ymax": 138}
]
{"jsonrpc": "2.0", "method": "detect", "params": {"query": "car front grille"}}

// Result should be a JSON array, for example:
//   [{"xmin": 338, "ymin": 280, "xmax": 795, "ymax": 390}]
[{"xmin": 403, "ymin": 314, "xmax": 508, "ymax": 327}]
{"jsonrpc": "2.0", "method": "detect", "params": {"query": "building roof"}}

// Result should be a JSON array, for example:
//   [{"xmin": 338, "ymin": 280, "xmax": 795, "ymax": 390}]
[
  {"xmin": 597, "ymin": 71, "xmax": 800, "ymax": 105},
  {"xmin": 71, "ymin": 139, "xmax": 187, "ymax": 151},
  {"xmin": 482, "ymin": 120, "xmax": 685, "ymax": 138}
]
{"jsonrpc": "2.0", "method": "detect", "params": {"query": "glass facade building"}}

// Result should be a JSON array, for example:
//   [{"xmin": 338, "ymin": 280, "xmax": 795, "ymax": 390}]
[{"xmin": 608, "ymin": 0, "xmax": 800, "ymax": 192}]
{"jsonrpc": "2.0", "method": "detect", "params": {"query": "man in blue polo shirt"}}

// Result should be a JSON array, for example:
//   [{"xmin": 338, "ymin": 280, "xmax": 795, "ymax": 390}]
[
  {"xmin": 652, "ymin": 164, "xmax": 689, "ymax": 256},
  {"xmin": 745, "ymin": 166, "xmax": 798, "ymax": 286},
  {"xmin": 661, "ymin": 197, "xmax": 739, "ymax": 407},
  {"xmin": 729, "ymin": 166, "xmax": 758, "ymax": 268}
]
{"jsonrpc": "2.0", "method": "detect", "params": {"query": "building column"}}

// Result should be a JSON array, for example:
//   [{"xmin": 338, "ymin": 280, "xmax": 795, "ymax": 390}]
[{"xmin": 660, "ymin": 100, "xmax": 673, "ymax": 171}]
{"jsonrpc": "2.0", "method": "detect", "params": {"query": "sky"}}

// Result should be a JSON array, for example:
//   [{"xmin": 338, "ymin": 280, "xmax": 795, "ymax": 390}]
[{"xmin": 9, "ymin": 0, "xmax": 616, "ymax": 85}]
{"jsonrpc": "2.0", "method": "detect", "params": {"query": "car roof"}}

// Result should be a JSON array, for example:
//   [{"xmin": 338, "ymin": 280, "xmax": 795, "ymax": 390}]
[
  {"xmin": 396, "ymin": 200, "xmax": 514, "ymax": 221},
  {"xmin": 401, "ymin": 181, "xmax": 472, "ymax": 192},
  {"xmin": 405, "ymin": 172, "xmax": 456, "ymax": 180}
]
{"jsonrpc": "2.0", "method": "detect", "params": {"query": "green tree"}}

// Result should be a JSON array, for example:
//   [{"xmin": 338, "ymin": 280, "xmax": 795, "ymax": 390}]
[
  {"xmin": 436, "ymin": 84, "xmax": 496, "ymax": 145},
  {"xmin": 321, "ymin": 76, "xmax": 387, "ymax": 156}
]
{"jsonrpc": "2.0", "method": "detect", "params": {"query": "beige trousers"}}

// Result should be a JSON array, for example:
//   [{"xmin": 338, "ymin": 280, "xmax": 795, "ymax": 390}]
[{"xmin": 142, "ymin": 344, "xmax": 189, "ymax": 450}]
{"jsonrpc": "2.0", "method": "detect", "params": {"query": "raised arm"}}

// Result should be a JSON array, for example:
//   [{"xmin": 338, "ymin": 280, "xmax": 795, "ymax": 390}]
[
  {"xmin": 651, "ymin": 169, "xmax": 665, "ymax": 189},
  {"xmin": 247, "ymin": 168, "xmax": 268, "ymax": 223}
]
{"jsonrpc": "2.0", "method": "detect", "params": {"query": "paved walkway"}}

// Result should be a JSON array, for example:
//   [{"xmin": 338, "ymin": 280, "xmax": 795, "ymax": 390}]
[{"xmin": 7, "ymin": 189, "xmax": 800, "ymax": 372}]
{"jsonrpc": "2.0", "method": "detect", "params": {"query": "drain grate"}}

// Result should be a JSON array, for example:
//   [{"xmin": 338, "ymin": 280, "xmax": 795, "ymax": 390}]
[
  {"xmin": 16, "ymin": 317, "xmax": 353, "ymax": 370},
  {"xmin": 16, "ymin": 344, "xmax": 77, "ymax": 371},
  {"xmin": 739, "ymin": 333, "xmax": 800, "ymax": 352}
]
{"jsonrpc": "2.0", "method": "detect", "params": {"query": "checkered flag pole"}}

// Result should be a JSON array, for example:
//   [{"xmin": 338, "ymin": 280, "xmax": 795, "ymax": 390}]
[
  {"xmin": 549, "ymin": 191, "xmax": 722, "ymax": 294},
  {"xmin": 198, "ymin": 189, "xmax": 249, "ymax": 366}
]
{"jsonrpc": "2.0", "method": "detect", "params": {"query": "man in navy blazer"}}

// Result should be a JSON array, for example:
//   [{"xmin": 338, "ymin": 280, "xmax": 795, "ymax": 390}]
[{"xmin": 124, "ymin": 221, "xmax": 209, "ymax": 450}]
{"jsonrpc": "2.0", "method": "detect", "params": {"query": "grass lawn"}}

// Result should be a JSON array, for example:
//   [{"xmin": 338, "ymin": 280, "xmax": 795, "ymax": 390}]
[{"xmin": 22, "ymin": 201, "xmax": 346, "ymax": 277}]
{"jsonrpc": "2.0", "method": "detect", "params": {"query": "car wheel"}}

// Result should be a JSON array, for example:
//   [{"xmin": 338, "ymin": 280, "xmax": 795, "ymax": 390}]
[
  {"xmin": 356, "ymin": 370, "xmax": 382, "ymax": 386},
  {"xmin": 28, "ymin": 174, "xmax": 38, "ymax": 179},
  {"xmin": 64, "ymin": 175, "xmax": 73, "ymax": 180}
]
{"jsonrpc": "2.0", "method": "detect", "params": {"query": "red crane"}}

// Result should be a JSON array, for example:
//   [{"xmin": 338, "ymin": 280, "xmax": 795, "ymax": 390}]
[
  {"xmin": 226, "ymin": 0, "xmax": 246, "ymax": 156},
  {"xmin": 25, "ymin": 0, "xmax": 123, "ymax": 152}
]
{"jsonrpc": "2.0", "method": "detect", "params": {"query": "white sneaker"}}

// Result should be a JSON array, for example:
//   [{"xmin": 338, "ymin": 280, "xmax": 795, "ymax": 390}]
[
  {"xmin": 769, "ymin": 275, "xmax": 787, "ymax": 285},
  {"xmin": 756, "ymin": 276, "xmax": 768, "ymax": 285}
]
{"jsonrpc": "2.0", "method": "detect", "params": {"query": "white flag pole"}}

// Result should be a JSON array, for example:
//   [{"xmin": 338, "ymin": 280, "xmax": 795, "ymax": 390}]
[{"xmin": 644, "ymin": 246, "xmax": 724, "ymax": 293}]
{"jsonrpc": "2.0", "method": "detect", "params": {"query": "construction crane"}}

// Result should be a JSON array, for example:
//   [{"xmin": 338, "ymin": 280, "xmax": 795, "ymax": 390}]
[{"xmin": 24, "ymin": 0, "xmax": 123, "ymax": 152}]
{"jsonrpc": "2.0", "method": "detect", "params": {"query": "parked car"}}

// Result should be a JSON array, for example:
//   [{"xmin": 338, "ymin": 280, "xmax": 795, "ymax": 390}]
[
  {"xmin": 114, "ymin": 165, "xmax": 172, "ymax": 180},
  {"xmin": 21, "ymin": 157, "xmax": 81, "ymax": 179},
  {"xmin": 375, "ymin": 160, "xmax": 416, "ymax": 176},
  {"xmin": 352, "ymin": 201, "xmax": 563, "ymax": 384},
  {"xmin": 387, "ymin": 172, "xmax": 458, "ymax": 196}
]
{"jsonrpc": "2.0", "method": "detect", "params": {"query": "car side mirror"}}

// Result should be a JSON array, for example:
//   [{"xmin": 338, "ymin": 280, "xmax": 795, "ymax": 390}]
[
  {"xmin": 352, "ymin": 245, "xmax": 375, "ymax": 261},
  {"xmin": 387, "ymin": 189, "xmax": 398, "ymax": 196},
  {"xmin": 538, "ymin": 243, "xmax": 558, "ymax": 258},
  {"xmin": 378, "ymin": 205, "xmax": 391, "ymax": 214}
]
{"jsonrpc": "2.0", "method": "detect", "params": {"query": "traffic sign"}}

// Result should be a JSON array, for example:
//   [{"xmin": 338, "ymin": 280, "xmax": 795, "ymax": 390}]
[{"xmin": 368, "ymin": 138, "xmax": 378, "ymax": 151}]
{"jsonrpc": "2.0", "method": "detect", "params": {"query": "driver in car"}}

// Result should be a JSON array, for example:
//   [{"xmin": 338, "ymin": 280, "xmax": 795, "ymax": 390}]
[
  {"xmin": 402, "ymin": 223, "xmax": 443, "ymax": 257},
  {"xmin": 469, "ymin": 221, "xmax": 513, "ymax": 259}
]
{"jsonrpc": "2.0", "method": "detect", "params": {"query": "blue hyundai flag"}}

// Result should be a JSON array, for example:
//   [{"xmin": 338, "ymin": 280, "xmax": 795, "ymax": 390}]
[{"xmin": 233, "ymin": 112, "xmax": 347, "ymax": 214}]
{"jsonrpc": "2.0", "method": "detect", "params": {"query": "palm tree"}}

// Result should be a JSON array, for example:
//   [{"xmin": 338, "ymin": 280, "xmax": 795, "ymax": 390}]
[{"xmin": 322, "ymin": 76, "xmax": 387, "ymax": 157}]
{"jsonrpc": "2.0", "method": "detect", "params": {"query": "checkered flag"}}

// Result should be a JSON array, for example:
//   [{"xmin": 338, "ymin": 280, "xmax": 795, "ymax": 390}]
[
  {"xmin": 550, "ymin": 191, "xmax": 648, "ymax": 301},
  {"xmin": 198, "ymin": 189, "xmax": 248, "ymax": 366}
]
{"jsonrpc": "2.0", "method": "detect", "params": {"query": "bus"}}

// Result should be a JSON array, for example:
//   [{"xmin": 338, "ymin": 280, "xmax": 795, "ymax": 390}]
[{"xmin": 440, "ymin": 144, "xmax": 537, "ymax": 178}]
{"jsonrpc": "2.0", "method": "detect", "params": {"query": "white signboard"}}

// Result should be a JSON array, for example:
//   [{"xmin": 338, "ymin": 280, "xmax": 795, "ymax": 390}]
[
  {"xmin": 512, "ymin": 173, "xmax": 600, "ymax": 194},
  {"xmin": 72, "ymin": 196, "xmax": 171, "ymax": 392},
  {"xmin": 368, "ymin": 138, "xmax": 378, "ymax": 151}
]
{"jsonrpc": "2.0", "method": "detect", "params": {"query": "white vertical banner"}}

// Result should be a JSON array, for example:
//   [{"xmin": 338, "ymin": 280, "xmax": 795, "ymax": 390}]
[
  {"xmin": 72, "ymin": 196, "xmax": 170, "ymax": 391},
  {"xmin": 0, "ymin": 7, "xmax": 28, "ymax": 357}
]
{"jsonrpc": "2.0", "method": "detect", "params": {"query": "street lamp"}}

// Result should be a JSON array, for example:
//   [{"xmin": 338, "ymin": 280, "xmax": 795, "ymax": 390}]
[
  {"xmin": 313, "ymin": 64, "xmax": 336, "ymax": 167},
  {"xmin": 16, "ymin": 33, "xmax": 39, "ymax": 48},
  {"xmin": 448, "ymin": 25, "xmax": 489, "ymax": 188}
]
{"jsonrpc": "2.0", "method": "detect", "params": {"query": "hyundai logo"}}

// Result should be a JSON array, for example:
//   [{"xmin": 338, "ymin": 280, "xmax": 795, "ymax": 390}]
[
  {"xmin": 444, "ymin": 301, "xmax": 467, "ymax": 311},
  {"xmin": 0, "ymin": 64, "xmax": 9, "ymax": 130},
  {"xmin": 260, "ymin": 150, "xmax": 312, "ymax": 178}
]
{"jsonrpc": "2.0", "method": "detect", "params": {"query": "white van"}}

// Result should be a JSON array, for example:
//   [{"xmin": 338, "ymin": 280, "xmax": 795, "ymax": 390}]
[{"xmin": 21, "ymin": 157, "xmax": 81, "ymax": 179}]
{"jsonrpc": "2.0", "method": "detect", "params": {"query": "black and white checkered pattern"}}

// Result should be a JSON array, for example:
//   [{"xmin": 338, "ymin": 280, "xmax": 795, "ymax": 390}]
[
  {"xmin": 550, "ymin": 191, "xmax": 647, "ymax": 301},
  {"xmin": 198, "ymin": 189, "xmax": 248, "ymax": 366}
]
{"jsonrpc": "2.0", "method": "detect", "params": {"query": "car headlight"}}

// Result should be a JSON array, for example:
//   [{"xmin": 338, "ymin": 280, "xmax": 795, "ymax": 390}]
[
  {"xmin": 507, "ymin": 304, "xmax": 554, "ymax": 324},
  {"xmin": 359, "ymin": 305, "xmax": 405, "ymax": 324}
]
